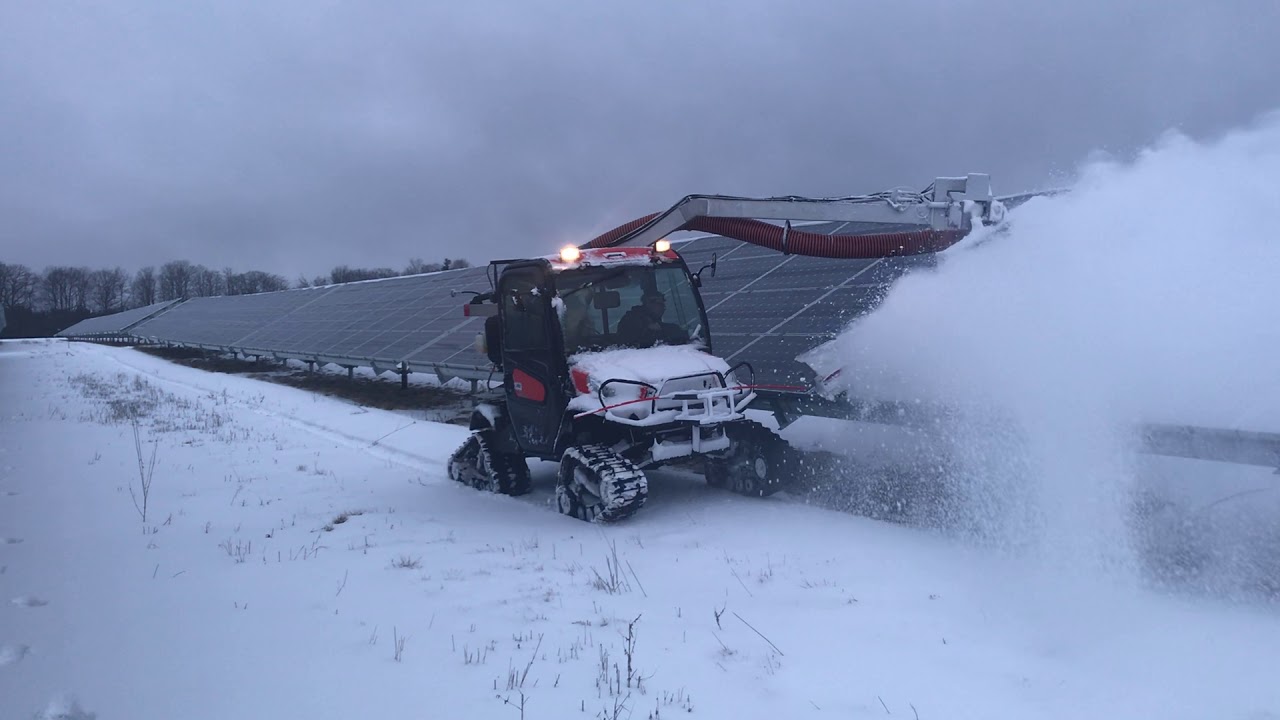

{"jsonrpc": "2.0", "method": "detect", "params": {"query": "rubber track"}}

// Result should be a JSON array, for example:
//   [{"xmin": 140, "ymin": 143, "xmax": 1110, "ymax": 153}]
[
  {"xmin": 448, "ymin": 431, "xmax": 532, "ymax": 496},
  {"xmin": 447, "ymin": 434, "xmax": 481, "ymax": 486},
  {"xmin": 558, "ymin": 444, "xmax": 648, "ymax": 523},
  {"xmin": 705, "ymin": 420, "xmax": 798, "ymax": 497},
  {"xmin": 476, "ymin": 431, "xmax": 532, "ymax": 496}
]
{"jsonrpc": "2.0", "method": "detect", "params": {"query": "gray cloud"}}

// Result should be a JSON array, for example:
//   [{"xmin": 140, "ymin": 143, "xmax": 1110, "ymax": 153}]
[{"xmin": 3, "ymin": 0, "xmax": 1278, "ymax": 279}]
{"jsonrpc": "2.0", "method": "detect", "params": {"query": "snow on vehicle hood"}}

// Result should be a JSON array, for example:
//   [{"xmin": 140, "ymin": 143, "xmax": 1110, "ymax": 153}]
[{"xmin": 569, "ymin": 345, "xmax": 731, "ymax": 387}]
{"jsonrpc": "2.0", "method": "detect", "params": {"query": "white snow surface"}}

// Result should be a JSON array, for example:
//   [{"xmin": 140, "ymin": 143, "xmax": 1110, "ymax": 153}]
[{"xmin": 3, "ymin": 339, "xmax": 1280, "ymax": 718}]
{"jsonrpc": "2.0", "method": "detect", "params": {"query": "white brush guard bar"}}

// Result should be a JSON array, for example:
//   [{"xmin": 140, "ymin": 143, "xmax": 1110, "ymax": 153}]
[
  {"xmin": 670, "ymin": 387, "xmax": 751, "ymax": 424},
  {"xmin": 600, "ymin": 385, "xmax": 756, "ymax": 427},
  {"xmin": 650, "ymin": 386, "xmax": 756, "ymax": 462}
]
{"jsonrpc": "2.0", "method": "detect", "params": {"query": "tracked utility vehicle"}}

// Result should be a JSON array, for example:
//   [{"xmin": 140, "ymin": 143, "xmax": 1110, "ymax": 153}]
[{"xmin": 448, "ymin": 242, "xmax": 799, "ymax": 522}]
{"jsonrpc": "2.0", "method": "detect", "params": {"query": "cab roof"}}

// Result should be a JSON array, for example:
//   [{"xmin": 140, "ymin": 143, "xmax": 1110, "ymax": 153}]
[{"xmin": 546, "ymin": 246, "xmax": 681, "ymax": 272}]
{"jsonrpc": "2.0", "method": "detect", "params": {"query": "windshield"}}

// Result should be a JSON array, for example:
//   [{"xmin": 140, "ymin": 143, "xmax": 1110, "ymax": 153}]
[{"xmin": 555, "ymin": 263, "xmax": 707, "ymax": 353}]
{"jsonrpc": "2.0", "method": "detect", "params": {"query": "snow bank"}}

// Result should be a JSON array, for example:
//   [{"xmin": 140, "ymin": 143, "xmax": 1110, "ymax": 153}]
[{"xmin": 809, "ymin": 111, "xmax": 1280, "ymax": 596}]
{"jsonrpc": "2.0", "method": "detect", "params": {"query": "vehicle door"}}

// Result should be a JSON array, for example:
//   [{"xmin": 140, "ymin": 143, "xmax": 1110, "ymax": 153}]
[{"xmin": 498, "ymin": 266, "xmax": 565, "ymax": 455}]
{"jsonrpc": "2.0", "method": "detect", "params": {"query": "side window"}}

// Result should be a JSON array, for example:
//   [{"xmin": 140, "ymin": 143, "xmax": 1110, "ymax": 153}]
[
  {"xmin": 501, "ymin": 273, "xmax": 549, "ymax": 351},
  {"xmin": 656, "ymin": 269, "xmax": 697, "ymax": 332},
  {"xmin": 557, "ymin": 278, "xmax": 608, "ymax": 351}
]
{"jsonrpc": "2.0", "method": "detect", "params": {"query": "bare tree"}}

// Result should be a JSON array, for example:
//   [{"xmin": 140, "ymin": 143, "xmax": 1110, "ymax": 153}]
[
  {"xmin": 224, "ymin": 268, "xmax": 245, "ymax": 296},
  {"xmin": 42, "ymin": 266, "xmax": 77, "ymax": 311},
  {"xmin": 67, "ymin": 266, "xmax": 93, "ymax": 310},
  {"xmin": 329, "ymin": 265, "xmax": 397, "ymax": 284},
  {"xmin": 450, "ymin": 258, "xmax": 472, "ymax": 269},
  {"xmin": 158, "ymin": 260, "xmax": 194, "ymax": 301},
  {"xmin": 225, "ymin": 270, "xmax": 288, "ymax": 295},
  {"xmin": 89, "ymin": 267, "xmax": 129, "ymax": 313},
  {"xmin": 257, "ymin": 271, "xmax": 285, "ymax": 292},
  {"xmin": 191, "ymin": 265, "xmax": 225, "ymax": 297},
  {"xmin": 222, "ymin": 267, "xmax": 241, "ymax": 295},
  {"xmin": 250, "ymin": 271, "xmax": 288, "ymax": 294},
  {"xmin": 403, "ymin": 257, "xmax": 442, "ymax": 276},
  {"xmin": 0, "ymin": 263, "xmax": 13, "ymax": 308},
  {"xmin": 131, "ymin": 267, "xmax": 158, "ymax": 307},
  {"xmin": 0, "ymin": 263, "xmax": 39, "ymax": 310}
]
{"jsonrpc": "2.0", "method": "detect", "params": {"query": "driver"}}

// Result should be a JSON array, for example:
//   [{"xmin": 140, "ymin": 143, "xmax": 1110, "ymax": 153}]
[{"xmin": 616, "ymin": 290, "xmax": 688, "ymax": 348}]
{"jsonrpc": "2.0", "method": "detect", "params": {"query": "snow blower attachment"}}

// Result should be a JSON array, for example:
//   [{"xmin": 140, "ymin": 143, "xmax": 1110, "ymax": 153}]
[{"xmin": 447, "ymin": 175, "xmax": 1005, "ymax": 522}]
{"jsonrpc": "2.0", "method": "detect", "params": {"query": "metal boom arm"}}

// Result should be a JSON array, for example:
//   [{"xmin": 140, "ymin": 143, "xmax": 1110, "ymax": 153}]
[{"xmin": 585, "ymin": 174, "xmax": 1006, "ymax": 258}]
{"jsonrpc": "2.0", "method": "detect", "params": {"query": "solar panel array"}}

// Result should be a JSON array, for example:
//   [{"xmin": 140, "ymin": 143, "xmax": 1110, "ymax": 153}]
[
  {"xmin": 55, "ymin": 300, "xmax": 181, "ymax": 338},
  {"xmin": 231, "ymin": 268, "xmax": 492, "ymax": 375},
  {"xmin": 668, "ymin": 224, "xmax": 932, "ymax": 387},
  {"xmin": 67, "ymin": 230, "xmax": 927, "ymax": 388},
  {"xmin": 124, "ymin": 270, "xmax": 496, "ymax": 380},
  {"xmin": 131, "ymin": 289, "xmax": 334, "ymax": 349}
]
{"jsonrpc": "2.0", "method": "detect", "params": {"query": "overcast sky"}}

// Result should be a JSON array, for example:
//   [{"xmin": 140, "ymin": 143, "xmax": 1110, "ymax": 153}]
[{"xmin": 3, "ymin": 0, "xmax": 1278, "ymax": 280}]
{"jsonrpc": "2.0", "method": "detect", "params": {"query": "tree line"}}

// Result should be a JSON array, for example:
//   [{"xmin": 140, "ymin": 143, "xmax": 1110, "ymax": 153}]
[{"xmin": 0, "ymin": 256, "xmax": 470, "ymax": 338}]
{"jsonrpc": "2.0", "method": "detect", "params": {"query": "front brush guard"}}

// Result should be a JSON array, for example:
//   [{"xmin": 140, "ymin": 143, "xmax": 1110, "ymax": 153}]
[{"xmin": 595, "ymin": 369, "xmax": 755, "ymax": 427}]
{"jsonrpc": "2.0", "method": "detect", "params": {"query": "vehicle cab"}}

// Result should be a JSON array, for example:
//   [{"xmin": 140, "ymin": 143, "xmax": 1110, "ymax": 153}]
[{"xmin": 471, "ymin": 243, "xmax": 737, "ymax": 457}]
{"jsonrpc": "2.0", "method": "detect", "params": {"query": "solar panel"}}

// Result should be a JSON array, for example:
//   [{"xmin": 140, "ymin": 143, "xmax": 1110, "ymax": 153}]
[
  {"xmin": 234, "ymin": 267, "xmax": 489, "ymax": 366},
  {"xmin": 113, "ymin": 268, "xmax": 499, "ymax": 381},
  {"xmin": 130, "ymin": 289, "xmax": 331, "ymax": 348},
  {"xmin": 702, "ymin": 255, "xmax": 791, "ymax": 286},
  {"xmin": 56, "ymin": 300, "xmax": 181, "ymax": 338},
  {"xmin": 748, "ymin": 266, "xmax": 852, "ymax": 292},
  {"xmin": 704, "ymin": 290, "xmax": 822, "ymax": 334},
  {"xmin": 678, "ymin": 227, "xmax": 933, "ymax": 387},
  {"xmin": 779, "ymin": 285, "xmax": 887, "ymax": 335},
  {"xmin": 727, "ymin": 334, "xmax": 827, "ymax": 386},
  {"xmin": 669, "ymin": 235, "xmax": 741, "ymax": 267},
  {"xmin": 404, "ymin": 317, "xmax": 491, "ymax": 377}
]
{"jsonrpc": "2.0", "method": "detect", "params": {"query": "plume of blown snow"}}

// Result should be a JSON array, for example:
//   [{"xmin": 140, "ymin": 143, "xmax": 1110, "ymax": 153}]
[{"xmin": 805, "ymin": 112, "xmax": 1280, "ymax": 594}]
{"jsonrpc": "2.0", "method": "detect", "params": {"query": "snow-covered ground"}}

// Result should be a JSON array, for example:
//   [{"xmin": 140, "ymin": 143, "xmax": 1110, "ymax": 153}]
[{"xmin": 3, "ymin": 339, "xmax": 1280, "ymax": 719}]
